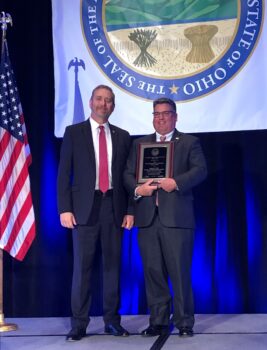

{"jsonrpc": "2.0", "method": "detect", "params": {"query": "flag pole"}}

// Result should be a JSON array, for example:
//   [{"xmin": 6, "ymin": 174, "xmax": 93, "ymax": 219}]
[
  {"xmin": 0, "ymin": 250, "xmax": 17, "ymax": 331},
  {"xmin": 0, "ymin": 11, "xmax": 17, "ymax": 332}
]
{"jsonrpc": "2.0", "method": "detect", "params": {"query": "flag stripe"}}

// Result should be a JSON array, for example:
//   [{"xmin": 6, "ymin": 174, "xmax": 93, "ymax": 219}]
[
  {"xmin": 4, "ymin": 192, "xmax": 34, "ymax": 253},
  {"xmin": 15, "ymin": 220, "xmax": 36, "ymax": 261},
  {"xmin": 0, "ymin": 129, "xmax": 11, "ymax": 161},
  {"xmin": 0, "ymin": 157, "xmax": 30, "ymax": 238},
  {"xmin": 3, "ymin": 204, "xmax": 34, "ymax": 256},
  {"xmin": 0, "ymin": 135, "xmax": 23, "ymax": 201}
]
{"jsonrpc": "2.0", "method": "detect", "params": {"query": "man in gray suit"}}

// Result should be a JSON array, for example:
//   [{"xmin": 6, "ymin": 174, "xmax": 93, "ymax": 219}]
[
  {"xmin": 57, "ymin": 85, "xmax": 134, "ymax": 341},
  {"xmin": 123, "ymin": 97, "xmax": 207, "ymax": 337}
]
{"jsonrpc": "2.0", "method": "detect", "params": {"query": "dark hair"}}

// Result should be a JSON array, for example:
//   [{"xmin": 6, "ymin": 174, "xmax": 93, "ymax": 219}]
[
  {"xmin": 153, "ymin": 97, "xmax": 176, "ymax": 112},
  {"xmin": 90, "ymin": 85, "xmax": 115, "ymax": 105}
]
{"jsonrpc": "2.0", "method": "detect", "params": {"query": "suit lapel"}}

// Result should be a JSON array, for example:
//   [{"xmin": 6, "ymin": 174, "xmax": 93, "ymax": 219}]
[
  {"xmin": 172, "ymin": 129, "xmax": 182, "ymax": 170},
  {"xmin": 171, "ymin": 129, "xmax": 182, "ymax": 142},
  {"xmin": 81, "ymin": 119, "xmax": 96, "ymax": 165},
  {"xmin": 109, "ymin": 124, "xmax": 117, "ymax": 163}
]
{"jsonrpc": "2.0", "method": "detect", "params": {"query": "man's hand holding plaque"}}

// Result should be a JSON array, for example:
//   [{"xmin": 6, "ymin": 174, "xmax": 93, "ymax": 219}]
[
  {"xmin": 157, "ymin": 178, "xmax": 177, "ymax": 192},
  {"xmin": 136, "ymin": 179, "xmax": 158, "ymax": 197}
]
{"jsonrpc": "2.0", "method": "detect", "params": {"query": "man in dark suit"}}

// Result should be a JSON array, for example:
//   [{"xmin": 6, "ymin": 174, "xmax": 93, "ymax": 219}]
[
  {"xmin": 123, "ymin": 97, "xmax": 207, "ymax": 337},
  {"xmin": 57, "ymin": 85, "xmax": 134, "ymax": 341}
]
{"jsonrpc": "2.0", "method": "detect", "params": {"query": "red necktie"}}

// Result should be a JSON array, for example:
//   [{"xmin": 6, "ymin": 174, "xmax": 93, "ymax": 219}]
[
  {"xmin": 160, "ymin": 135, "xmax": 166, "ymax": 142},
  {"xmin": 99, "ymin": 125, "xmax": 109, "ymax": 193}
]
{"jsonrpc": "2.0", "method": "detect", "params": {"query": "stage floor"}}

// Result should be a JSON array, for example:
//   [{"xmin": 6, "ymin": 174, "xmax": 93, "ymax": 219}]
[{"xmin": 1, "ymin": 314, "xmax": 267, "ymax": 350}]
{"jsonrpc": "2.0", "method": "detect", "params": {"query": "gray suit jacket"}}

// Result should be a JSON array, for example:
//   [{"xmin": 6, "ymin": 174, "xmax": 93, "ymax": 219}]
[{"xmin": 123, "ymin": 129, "xmax": 207, "ymax": 228}]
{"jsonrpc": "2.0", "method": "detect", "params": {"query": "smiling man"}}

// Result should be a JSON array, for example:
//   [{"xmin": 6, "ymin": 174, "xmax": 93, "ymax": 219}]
[
  {"xmin": 57, "ymin": 85, "xmax": 134, "ymax": 341},
  {"xmin": 124, "ymin": 97, "xmax": 207, "ymax": 338}
]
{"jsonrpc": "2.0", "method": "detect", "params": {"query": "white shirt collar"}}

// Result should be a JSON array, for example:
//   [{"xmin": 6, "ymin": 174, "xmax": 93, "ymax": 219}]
[
  {"xmin": 156, "ymin": 130, "xmax": 174, "ymax": 142},
  {"xmin": 89, "ymin": 117, "xmax": 109, "ymax": 132}
]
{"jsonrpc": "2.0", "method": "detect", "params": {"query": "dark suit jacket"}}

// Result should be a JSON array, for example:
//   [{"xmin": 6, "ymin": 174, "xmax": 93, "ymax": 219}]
[
  {"xmin": 57, "ymin": 119, "xmax": 132, "ymax": 227},
  {"xmin": 123, "ymin": 129, "xmax": 207, "ymax": 228}
]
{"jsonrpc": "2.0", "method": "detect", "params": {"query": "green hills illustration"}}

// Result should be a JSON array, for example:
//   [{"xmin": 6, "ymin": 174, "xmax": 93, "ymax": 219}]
[{"xmin": 105, "ymin": 0, "xmax": 238, "ymax": 27}]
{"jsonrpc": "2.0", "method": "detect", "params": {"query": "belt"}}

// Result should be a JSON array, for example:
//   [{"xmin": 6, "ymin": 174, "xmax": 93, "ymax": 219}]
[{"xmin": 94, "ymin": 189, "xmax": 113, "ymax": 198}]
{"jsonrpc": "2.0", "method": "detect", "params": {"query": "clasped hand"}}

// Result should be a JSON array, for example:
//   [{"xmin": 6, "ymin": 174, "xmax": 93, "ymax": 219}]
[{"xmin": 136, "ymin": 178, "xmax": 177, "ymax": 196}]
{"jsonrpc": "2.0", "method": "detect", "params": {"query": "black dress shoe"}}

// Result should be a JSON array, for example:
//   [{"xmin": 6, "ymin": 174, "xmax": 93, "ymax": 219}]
[
  {"xmin": 104, "ymin": 324, "xmax": 129, "ymax": 337},
  {"xmin": 179, "ymin": 327, "xmax": 194, "ymax": 337},
  {"xmin": 66, "ymin": 328, "xmax": 86, "ymax": 341},
  {"xmin": 141, "ymin": 325, "xmax": 169, "ymax": 337}
]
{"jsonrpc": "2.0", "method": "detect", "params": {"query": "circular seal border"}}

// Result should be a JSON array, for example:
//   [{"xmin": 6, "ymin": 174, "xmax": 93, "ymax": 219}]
[{"xmin": 82, "ymin": 0, "xmax": 264, "ymax": 102}]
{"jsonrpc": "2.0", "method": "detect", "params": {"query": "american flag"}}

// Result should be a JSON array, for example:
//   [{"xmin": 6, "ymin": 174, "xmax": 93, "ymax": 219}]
[{"xmin": 0, "ymin": 39, "xmax": 35, "ymax": 261}]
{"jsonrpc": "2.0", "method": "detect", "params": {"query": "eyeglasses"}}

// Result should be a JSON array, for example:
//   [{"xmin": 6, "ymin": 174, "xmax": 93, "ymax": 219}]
[{"xmin": 152, "ymin": 111, "xmax": 175, "ymax": 118}]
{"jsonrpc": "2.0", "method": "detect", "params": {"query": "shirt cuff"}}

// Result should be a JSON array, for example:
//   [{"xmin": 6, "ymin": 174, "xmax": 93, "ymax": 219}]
[{"xmin": 134, "ymin": 186, "xmax": 142, "ymax": 200}]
